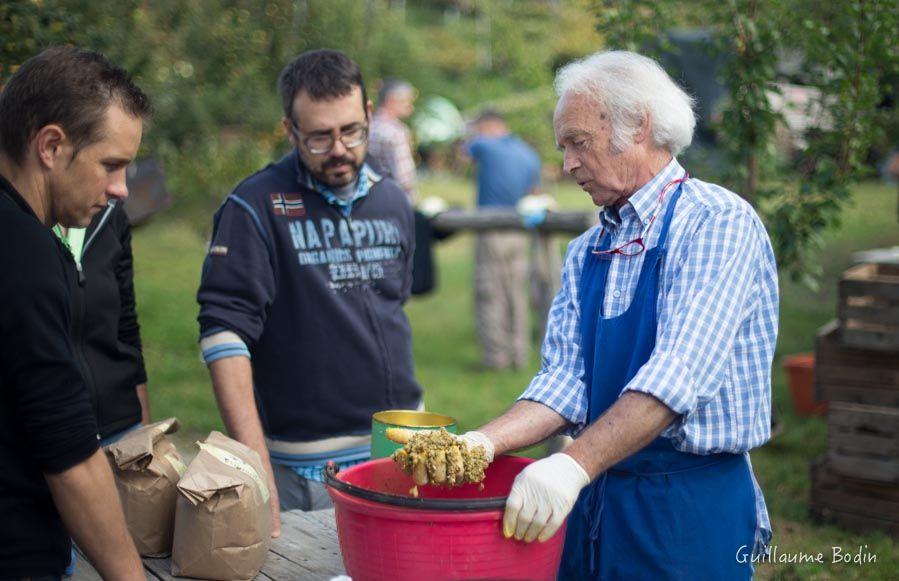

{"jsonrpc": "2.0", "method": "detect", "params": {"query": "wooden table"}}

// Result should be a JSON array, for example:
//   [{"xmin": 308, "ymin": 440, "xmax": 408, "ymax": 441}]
[{"xmin": 71, "ymin": 509, "xmax": 346, "ymax": 580}]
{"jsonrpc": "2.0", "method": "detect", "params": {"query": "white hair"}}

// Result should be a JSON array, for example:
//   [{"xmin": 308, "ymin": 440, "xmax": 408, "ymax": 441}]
[{"xmin": 554, "ymin": 51, "xmax": 696, "ymax": 155}]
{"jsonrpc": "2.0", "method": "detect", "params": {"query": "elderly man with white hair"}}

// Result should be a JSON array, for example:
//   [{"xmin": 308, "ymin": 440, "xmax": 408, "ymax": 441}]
[{"xmin": 456, "ymin": 50, "xmax": 778, "ymax": 578}]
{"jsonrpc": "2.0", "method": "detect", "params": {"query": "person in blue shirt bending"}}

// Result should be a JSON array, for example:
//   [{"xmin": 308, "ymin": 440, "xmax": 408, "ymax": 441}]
[{"xmin": 466, "ymin": 111, "xmax": 541, "ymax": 371}]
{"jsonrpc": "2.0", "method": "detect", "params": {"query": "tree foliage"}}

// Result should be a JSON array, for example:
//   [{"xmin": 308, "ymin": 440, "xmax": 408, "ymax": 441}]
[
  {"xmin": 1, "ymin": 0, "xmax": 603, "ymax": 220},
  {"xmin": 594, "ymin": 0, "xmax": 898, "ymax": 285},
  {"xmin": 2, "ymin": 0, "xmax": 895, "ymax": 273}
]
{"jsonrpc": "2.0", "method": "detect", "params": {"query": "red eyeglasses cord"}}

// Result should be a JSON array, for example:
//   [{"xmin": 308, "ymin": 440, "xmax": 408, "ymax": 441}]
[{"xmin": 591, "ymin": 172, "xmax": 689, "ymax": 258}]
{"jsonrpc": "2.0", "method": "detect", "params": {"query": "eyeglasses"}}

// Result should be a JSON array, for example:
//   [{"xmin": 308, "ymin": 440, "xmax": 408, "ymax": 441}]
[
  {"xmin": 592, "ymin": 172, "xmax": 689, "ymax": 258},
  {"xmin": 291, "ymin": 120, "xmax": 368, "ymax": 155}
]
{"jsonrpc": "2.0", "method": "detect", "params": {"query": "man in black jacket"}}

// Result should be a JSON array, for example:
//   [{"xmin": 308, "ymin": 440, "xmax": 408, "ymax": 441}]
[
  {"xmin": 55, "ymin": 200, "xmax": 150, "ymax": 444},
  {"xmin": 0, "ymin": 46, "xmax": 149, "ymax": 579}
]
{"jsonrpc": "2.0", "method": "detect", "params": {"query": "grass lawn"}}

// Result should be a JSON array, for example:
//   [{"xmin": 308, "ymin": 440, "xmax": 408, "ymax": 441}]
[{"xmin": 133, "ymin": 175, "xmax": 898, "ymax": 579}]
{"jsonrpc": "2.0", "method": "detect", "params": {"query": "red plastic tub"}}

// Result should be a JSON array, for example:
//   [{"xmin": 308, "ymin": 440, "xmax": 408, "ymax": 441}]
[{"xmin": 324, "ymin": 456, "xmax": 566, "ymax": 581}]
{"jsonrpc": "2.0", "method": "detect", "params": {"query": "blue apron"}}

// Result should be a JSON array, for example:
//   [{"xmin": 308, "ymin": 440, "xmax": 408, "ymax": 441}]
[{"xmin": 558, "ymin": 182, "xmax": 757, "ymax": 580}]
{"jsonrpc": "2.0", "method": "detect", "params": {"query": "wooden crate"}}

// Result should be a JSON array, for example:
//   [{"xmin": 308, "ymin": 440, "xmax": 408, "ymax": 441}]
[
  {"xmin": 810, "ymin": 458, "xmax": 899, "ymax": 536},
  {"xmin": 814, "ymin": 320, "xmax": 899, "ymax": 408},
  {"xmin": 826, "ymin": 402, "xmax": 899, "ymax": 483},
  {"xmin": 838, "ymin": 262, "xmax": 899, "ymax": 352}
]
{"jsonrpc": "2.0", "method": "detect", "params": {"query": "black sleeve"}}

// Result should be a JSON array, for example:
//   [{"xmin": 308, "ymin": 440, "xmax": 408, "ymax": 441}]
[
  {"xmin": 0, "ymin": 225, "xmax": 99, "ymax": 474},
  {"xmin": 113, "ymin": 207, "xmax": 148, "ymax": 385}
]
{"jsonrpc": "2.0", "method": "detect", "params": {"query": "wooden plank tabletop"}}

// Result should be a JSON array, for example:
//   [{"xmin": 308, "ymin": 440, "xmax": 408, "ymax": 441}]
[{"xmin": 71, "ymin": 509, "xmax": 345, "ymax": 580}]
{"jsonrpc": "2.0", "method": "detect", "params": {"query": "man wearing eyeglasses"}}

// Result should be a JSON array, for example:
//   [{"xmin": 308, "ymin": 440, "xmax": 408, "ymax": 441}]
[
  {"xmin": 456, "ymin": 51, "xmax": 778, "ymax": 578},
  {"xmin": 196, "ymin": 49, "xmax": 421, "ymax": 535}
]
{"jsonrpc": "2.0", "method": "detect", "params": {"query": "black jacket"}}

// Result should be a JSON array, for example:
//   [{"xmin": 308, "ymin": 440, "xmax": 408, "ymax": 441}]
[
  {"xmin": 70, "ymin": 201, "xmax": 148, "ymax": 439},
  {"xmin": 0, "ymin": 177, "xmax": 99, "ymax": 576}
]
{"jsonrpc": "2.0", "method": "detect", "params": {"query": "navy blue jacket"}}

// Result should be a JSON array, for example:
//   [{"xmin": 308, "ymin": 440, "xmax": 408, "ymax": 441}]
[{"xmin": 197, "ymin": 151, "xmax": 421, "ymax": 442}]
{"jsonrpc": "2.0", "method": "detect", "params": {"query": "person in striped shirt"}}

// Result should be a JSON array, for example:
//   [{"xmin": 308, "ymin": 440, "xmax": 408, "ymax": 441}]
[
  {"xmin": 459, "ymin": 50, "xmax": 778, "ymax": 579},
  {"xmin": 369, "ymin": 79, "xmax": 418, "ymax": 203}
]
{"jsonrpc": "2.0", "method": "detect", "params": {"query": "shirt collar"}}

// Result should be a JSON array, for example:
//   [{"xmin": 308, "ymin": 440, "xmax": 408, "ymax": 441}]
[
  {"xmin": 295, "ymin": 151, "xmax": 383, "ymax": 217},
  {"xmin": 0, "ymin": 173, "xmax": 38, "ymax": 220},
  {"xmin": 599, "ymin": 157, "xmax": 684, "ymax": 231}
]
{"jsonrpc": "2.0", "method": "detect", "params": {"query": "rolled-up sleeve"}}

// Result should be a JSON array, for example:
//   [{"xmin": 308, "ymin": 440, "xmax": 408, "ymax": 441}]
[
  {"xmin": 622, "ymin": 206, "xmax": 764, "ymax": 419},
  {"xmin": 519, "ymin": 235, "xmax": 589, "ymax": 432}
]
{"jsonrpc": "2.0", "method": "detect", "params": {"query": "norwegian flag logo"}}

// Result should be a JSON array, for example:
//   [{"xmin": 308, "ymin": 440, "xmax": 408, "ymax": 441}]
[{"xmin": 270, "ymin": 193, "xmax": 305, "ymax": 217}]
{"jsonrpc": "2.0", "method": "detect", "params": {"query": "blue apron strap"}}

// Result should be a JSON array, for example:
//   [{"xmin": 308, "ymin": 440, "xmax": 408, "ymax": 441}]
[{"xmin": 578, "ymin": 227, "xmax": 613, "ymax": 394}]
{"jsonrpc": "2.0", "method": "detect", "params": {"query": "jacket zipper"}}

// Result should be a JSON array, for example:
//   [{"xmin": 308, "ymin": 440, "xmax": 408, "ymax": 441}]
[
  {"xmin": 67, "ymin": 250, "xmax": 100, "ymax": 426},
  {"xmin": 82, "ymin": 201, "xmax": 116, "ymax": 259},
  {"xmin": 71, "ymin": 201, "xmax": 116, "ymax": 428},
  {"xmin": 74, "ymin": 200, "xmax": 116, "ymax": 286},
  {"xmin": 339, "ymin": 195, "xmax": 396, "ymax": 407}
]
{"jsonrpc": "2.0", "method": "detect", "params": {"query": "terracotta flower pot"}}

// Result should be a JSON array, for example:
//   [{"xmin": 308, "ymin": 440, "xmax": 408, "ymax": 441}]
[{"xmin": 783, "ymin": 353, "xmax": 828, "ymax": 417}]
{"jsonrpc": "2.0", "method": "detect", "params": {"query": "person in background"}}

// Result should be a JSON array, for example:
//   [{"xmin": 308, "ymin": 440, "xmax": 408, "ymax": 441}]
[
  {"xmin": 459, "ymin": 50, "xmax": 777, "ymax": 579},
  {"xmin": 368, "ymin": 79, "xmax": 418, "ymax": 203},
  {"xmin": 196, "ymin": 50, "xmax": 421, "ymax": 536},
  {"xmin": 54, "ymin": 198, "xmax": 150, "ymax": 577},
  {"xmin": 0, "ymin": 45, "xmax": 148, "ymax": 580},
  {"xmin": 466, "ymin": 110, "xmax": 541, "ymax": 370},
  {"xmin": 370, "ymin": 79, "xmax": 447, "ymax": 295},
  {"xmin": 54, "ymin": 199, "xmax": 150, "ymax": 447}
]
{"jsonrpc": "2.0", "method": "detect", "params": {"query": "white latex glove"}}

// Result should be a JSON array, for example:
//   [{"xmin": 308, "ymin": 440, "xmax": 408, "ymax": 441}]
[
  {"xmin": 458, "ymin": 431, "xmax": 495, "ymax": 463},
  {"xmin": 503, "ymin": 453, "xmax": 590, "ymax": 543},
  {"xmin": 386, "ymin": 428, "xmax": 494, "ymax": 462},
  {"xmin": 388, "ymin": 429, "xmax": 496, "ymax": 485},
  {"xmin": 417, "ymin": 196, "xmax": 449, "ymax": 218}
]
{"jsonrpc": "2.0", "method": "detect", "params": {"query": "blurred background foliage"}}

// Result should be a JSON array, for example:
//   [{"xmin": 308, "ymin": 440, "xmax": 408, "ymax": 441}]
[
  {"xmin": 1, "ymin": 0, "xmax": 603, "ymax": 220},
  {"xmin": 2, "ymin": 4, "xmax": 897, "ymax": 571},
  {"xmin": 594, "ymin": 0, "xmax": 898, "ymax": 285},
  {"xmin": 1, "ymin": 0, "xmax": 897, "ymax": 277}
]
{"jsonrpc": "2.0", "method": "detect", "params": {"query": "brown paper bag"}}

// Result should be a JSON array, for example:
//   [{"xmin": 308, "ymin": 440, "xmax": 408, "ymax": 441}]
[
  {"xmin": 172, "ymin": 431, "xmax": 272, "ymax": 580},
  {"xmin": 104, "ymin": 417, "xmax": 186, "ymax": 557}
]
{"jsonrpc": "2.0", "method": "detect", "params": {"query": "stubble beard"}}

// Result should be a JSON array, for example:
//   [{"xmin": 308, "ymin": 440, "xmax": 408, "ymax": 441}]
[{"xmin": 301, "ymin": 149, "xmax": 362, "ymax": 189}]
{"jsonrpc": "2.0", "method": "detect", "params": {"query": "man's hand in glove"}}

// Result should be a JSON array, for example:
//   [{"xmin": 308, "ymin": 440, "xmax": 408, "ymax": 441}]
[
  {"xmin": 387, "ymin": 428, "xmax": 495, "ymax": 460},
  {"xmin": 503, "ymin": 453, "xmax": 591, "ymax": 543},
  {"xmin": 388, "ymin": 429, "xmax": 495, "ymax": 485},
  {"xmin": 457, "ymin": 431, "xmax": 495, "ymax": 462}
]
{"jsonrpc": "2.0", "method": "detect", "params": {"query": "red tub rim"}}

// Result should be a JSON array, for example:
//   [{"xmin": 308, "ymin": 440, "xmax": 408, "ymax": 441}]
[
  {"xmin": 324, "ymin": 457, "xmax": 539, "ymax": 512},
  {"xmin": 324, "ymin": 459, "xmax": 509, "ymax": 511},
  {"xmin": 327, "ymin": 484, "xmax": 508, "ymax": 523}
]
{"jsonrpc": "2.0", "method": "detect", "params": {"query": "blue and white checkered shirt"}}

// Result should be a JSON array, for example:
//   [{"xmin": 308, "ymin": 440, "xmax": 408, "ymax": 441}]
[{"xmin": 521, "ymin": 158, "xmax": 778, "ymax": 551}]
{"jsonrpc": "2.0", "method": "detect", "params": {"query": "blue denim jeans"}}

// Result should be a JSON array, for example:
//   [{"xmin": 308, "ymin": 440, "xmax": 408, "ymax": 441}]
[{"xmin": 98, "ymin": 422, "xmax": 143, "ymax": 447}]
